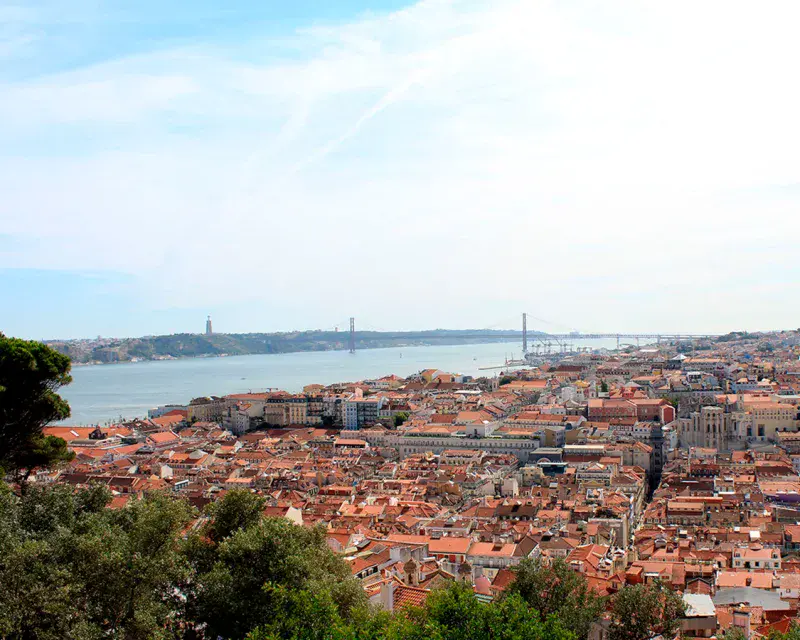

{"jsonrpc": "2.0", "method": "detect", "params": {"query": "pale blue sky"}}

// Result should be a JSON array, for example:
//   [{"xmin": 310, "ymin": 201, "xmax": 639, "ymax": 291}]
[{"xmin": 2, "ymin": 0, "xmax": 800, "ymax": 339}]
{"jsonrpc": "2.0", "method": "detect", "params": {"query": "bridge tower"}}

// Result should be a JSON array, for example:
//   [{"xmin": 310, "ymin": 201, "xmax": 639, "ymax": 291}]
[
  {"xmin": 348, "ymin": 317, "xmax": 356, "ymax": 354},
  {"xmin": 522, "ymin": 313, "xmax": 528, "ymax": 353}
]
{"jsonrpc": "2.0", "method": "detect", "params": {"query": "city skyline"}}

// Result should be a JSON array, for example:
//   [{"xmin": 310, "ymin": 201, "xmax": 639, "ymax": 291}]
[{"xmin": 2, "ymin": 0, "xmax": 800, "ymax": 339}]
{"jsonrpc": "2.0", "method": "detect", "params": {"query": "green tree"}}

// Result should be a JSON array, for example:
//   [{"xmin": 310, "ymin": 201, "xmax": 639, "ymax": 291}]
[
  {"xmin": 55, "ymin": 491, "xmax": 194, "ymax": 638},
  {"xmin": 424, "ymin": 582, "xmax": 573, "ymax": 640},
  {"xmin": 0, "ymin": 537, "xmax": 83, "ymax": 640},
  {"xmin": 206, "ymin": 488, "xmax": 267, "ymax": 542},
  {"xmin": 0, "ymin": 485, "xmax": 193, "ymax": 639},
  {"xmin": 11, "ymin": 434, "xmax": 75, "ymax": 485},
  {"xmin": 244, "ymin": 586, "xmax": 342, "ymax": 640},
  {"xmin": 0, "ymin": 334, "xmax": 74, "ymax": 480},
  {"xmin": 506, "ymin": 557, "xmax": 605, "ymax": 639},
  {"xmin": 328, "ymin": 582, "xmax": 575, "ymax": 640},
  {"xmin": 759, "ymin": 624, "xmax": 800, "ymax": 640},
  {"xmin": 193, "ymin": 517, "xmax": 366, "ymax": 639},
  {"xmin": 782, "ymin": 623, "xmax": 800, "ymax": 640},
  {"xmin": 393, "ymin": 412, "xmax": 410, "ymax": 428},
  {"xmin": 608, "ymin": 582, "xmax": 686, "ymax": 640},
  {"xmin": 17, "ymin": 483, "xmax": 96, "ymax": 538}
]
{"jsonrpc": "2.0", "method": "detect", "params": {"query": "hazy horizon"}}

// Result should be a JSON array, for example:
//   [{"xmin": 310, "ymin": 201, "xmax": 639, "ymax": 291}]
[
  {"xmin": 3, "ymin": 0, "xmax": 800, "ymax": 340},
  {"xmin": 41, "ymin": 323, "xmax": 779, "ymax": 344}
]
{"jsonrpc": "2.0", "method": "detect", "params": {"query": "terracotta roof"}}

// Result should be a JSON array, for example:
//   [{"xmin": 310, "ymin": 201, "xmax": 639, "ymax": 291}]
[
  {"xmin": 393, "ymin": 585, "xmax": 430, "ymax": 610},
  {"xmin": 148, "ymin": 431, "xmax": 179, "ymax": 444}
]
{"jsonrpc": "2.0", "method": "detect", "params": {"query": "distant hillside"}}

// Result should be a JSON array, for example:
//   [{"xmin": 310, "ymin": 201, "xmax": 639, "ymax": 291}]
[{"xmin": 48, "ymin": 329, "xmax": 528, "ymax": 364}]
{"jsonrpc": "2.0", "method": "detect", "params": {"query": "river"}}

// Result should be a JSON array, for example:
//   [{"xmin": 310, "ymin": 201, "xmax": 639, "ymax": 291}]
[{"xmin": 59, "ymin": 339, "xmax": 619, "ymax": 425}]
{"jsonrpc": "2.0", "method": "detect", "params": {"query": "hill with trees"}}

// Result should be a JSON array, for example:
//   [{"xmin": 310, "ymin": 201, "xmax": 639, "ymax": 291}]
[{"xmin": 48, "ymin": 329, "xmax": 530, "ymax": 364}]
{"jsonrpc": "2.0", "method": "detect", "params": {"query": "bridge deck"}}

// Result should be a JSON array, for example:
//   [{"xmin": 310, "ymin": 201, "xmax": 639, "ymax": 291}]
[{"xmin": 380, "ymin": 332, "xmax": 717, "ymax": 340}]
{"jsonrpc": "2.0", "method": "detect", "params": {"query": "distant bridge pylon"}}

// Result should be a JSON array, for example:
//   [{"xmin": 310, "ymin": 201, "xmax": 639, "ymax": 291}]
[{"xmin": 333, "ymin": 312, "xmax": 717, "ymax": 355}]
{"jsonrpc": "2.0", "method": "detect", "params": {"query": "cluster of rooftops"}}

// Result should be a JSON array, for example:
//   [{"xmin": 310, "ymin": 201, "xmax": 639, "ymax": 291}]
[{"xmin": 35, "ymin": 330, "xmax": 800, "ymax": 636}]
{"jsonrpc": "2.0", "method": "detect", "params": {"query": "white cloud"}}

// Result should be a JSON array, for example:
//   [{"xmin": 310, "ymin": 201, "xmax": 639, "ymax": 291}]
[{"xmin": 1, "ymin": 0, "xmax": 800, "ymax": 334}]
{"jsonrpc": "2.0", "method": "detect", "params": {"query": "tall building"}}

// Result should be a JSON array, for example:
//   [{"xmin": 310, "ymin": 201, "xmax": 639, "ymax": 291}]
[
  {"xmin": 344, "ymin": 391, "xmax": 384, "ymax": 430},
  {"xmin": 205, "ymin": 315, "xmax": 213, "ymax": 336}
]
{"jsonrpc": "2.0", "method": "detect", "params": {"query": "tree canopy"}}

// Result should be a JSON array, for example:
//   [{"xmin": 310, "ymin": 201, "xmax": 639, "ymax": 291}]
[
  {"xmin": 0, "ymin": 482, "xmax": 195, "ymax": 639},
  {"xmin": 246, "ymin": 581, "xmax": 576, "ymax": 640},
  {"xmin": 0, "ymin": 483, "xmax": 603, "ymax": 640},
  {"xmin": 608, "ymin": 581, "xmax": 686, "ymax": 640},
  {"xmin": 392, "ymin": 411, "xmax": 410, "ymax": 428},
  {"xmin": 191, "ymin": 504, "xmax": 366, "ymax": 640},
  {"xmin": 0, "ymin": 333, "xmax": 74, "ymax": 479},
  {"xmin": 506, "ymin": 557, "xmax": 605, "ymax": 640}
]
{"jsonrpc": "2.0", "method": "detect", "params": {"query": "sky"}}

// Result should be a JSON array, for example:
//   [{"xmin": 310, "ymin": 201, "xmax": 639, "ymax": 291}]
[{"xmin": 2, "ymin": 0, "xmax": 800, "ymax": 340}]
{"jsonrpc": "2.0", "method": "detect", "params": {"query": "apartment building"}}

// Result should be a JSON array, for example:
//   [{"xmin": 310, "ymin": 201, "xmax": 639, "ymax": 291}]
[
  {"xmin": 344, "ymin": 392, "xmax": 384, "ymax": 430},
  {"xmin": 264, "ymin": 395, "xmax": 310, "ymax": 426}
]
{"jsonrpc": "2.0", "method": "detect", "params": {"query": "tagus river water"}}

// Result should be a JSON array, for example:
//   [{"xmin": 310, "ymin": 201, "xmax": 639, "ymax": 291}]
[{"xmin": 59, "ymin": 340, "xmax": 619, "ymax": 425}]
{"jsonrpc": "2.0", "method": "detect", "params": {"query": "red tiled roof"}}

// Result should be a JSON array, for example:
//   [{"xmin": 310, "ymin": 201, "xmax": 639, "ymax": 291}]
[{"xmin": 393, "ymin": 585, "xmax": 429, "ymax": 610}]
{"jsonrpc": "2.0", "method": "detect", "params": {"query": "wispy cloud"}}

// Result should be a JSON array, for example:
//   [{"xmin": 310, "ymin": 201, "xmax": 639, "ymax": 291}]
[
  {"xmin": 293, "ymin": 65, "xmax": 432, "ymax": 172},
  {"xmin": 1, "ymin": 0, "xmax": 800, "ymax": 337}
]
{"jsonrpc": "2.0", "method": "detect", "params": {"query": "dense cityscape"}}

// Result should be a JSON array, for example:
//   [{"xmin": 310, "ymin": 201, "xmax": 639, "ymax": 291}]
[
  {"xmin": 5, "ymin": 329, "xmax": 800, "ymax": 637},
  {"xmin": 3, "ymin": 0, "xmax": 799, "ymax": 637}
]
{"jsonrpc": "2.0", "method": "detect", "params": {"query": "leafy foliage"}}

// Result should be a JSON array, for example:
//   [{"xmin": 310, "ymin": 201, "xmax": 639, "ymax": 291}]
[
  {"xmin": 192, "ymin": 514, "xmax": 365, "ymax": 639},
  {"xmin": 246, "ymin": 582, "xmax": 576, "ymax": 640},
  {"xmin": 0, "ymin": 333, "xmax": 73, "ymax": 478},
  {"xmin": 205, "ymin": 488, "xmax": 266, "ymax": 542},
  {"xmin": 608, "ymin": 581, "xmax": 686, "ymax": 640},
  {"xmin": 506, "ymin": 558, "xmax": 605, "ymax": 640},
  {"xmin": 0, "ymin": 483, "xmax": 194, "ymax": 639},
  {"xmin": 392, "ymin": 411, "xmax": 410, "ymax": 428},
  {"xmin": 11, "ymin": 434, "xmax": 75, "ymax": 485},
  {"xmin": 412, "ymin": 582, "xmax": 574, "ymax": 640}
]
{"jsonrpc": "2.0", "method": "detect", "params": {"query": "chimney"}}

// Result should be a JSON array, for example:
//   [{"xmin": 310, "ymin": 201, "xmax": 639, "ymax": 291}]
[
  {"xmin": 379, "ymin": 581, "xmax": 396, "ymax": 612},
  {"xmin": 732, "ymin": 610, "xmax": 751, "ymax": 639}
]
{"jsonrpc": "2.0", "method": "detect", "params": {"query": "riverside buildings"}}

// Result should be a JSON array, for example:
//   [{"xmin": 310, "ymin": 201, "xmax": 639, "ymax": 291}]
[{"xmin": 33, "ymin": 329, "xmax": 800, "ymax": 636}]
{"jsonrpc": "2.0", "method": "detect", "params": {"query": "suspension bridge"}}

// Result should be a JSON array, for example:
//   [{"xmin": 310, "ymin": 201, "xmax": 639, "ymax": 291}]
[{"xmin": 322, "ymin": 314, "xmax": 719, "ymax": 354}]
